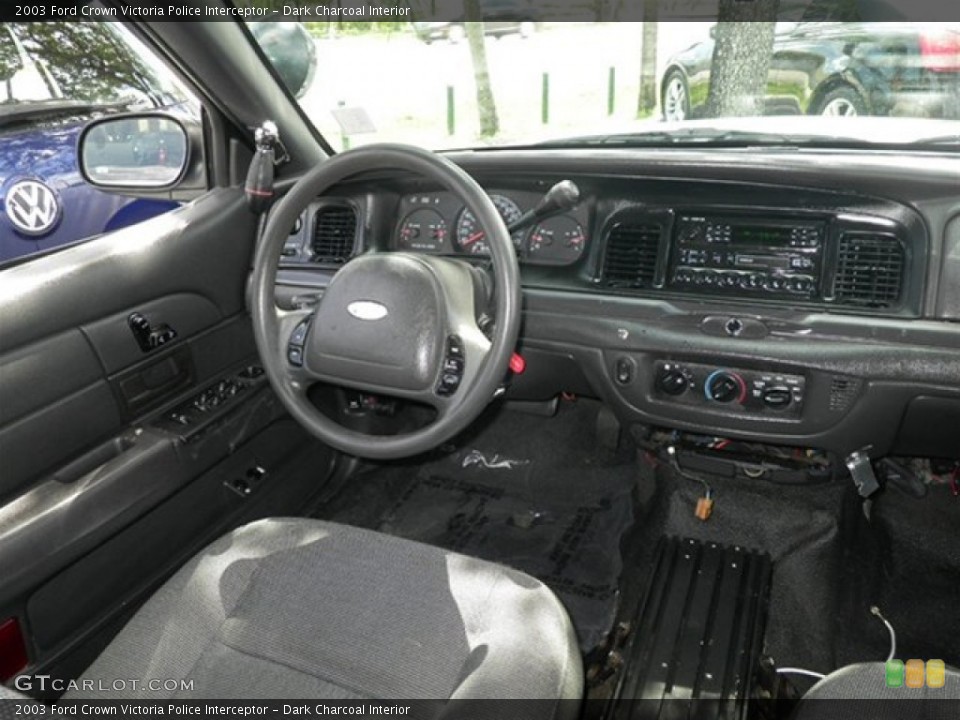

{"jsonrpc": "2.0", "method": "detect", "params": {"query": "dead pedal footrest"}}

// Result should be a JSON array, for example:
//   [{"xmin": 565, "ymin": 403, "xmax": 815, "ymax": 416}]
[{"xmin": 612, "ymin": 536, "xmax": 772, "ymax": 719}]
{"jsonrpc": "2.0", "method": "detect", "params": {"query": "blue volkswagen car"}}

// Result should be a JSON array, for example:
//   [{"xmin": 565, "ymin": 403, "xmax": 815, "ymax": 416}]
[
  {"xmin": 1, "ymin": 21, "xmax": 318, "ymax": 266},
  {"xmin": 0, "ymin": 22, "xmax": 192, "ymax": 265}
]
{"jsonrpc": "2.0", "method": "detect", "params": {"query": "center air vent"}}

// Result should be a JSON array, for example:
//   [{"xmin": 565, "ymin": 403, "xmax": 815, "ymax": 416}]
[
  {"xmin": 828, "ymin": 375, "xmax": 862, "ymax": 413},
  {"xmin": 311, "ymin": 205, "xmax": 357, "ymax": 264},
  {"xmin": 601, "ymin": 223, "xmax": 663, "ymax": 289},
  {"xmin": 833, "ymin": 233, "xmax": 904, "ymax": 308}
]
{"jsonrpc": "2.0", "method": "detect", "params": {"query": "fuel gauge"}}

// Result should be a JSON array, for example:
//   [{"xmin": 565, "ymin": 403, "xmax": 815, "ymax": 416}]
[
  {"xmin": 398, "ymin": 208, "xmax": 448, "ymax": 252},
  {"xmin": 527, "ymin": 216, "xmax": 586, "ymax": 265}
]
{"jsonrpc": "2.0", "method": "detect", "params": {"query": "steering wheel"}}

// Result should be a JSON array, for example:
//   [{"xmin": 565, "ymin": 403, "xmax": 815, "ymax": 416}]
[{"xmin": 251, "ymin": 144, "xmax": 521, "ymax": 459}]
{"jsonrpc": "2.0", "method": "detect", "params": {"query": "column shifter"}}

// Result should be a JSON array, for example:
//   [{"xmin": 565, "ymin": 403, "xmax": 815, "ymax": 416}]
[{"xmin": 506, "ymin": 180, "xmax": 580, "ymax": 235}]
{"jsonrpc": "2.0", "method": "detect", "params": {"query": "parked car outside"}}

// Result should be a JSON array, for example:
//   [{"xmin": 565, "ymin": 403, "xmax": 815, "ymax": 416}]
[
  {"xmin": 412, "ymin": 0, "xmax": 540, "ymax": 43},
  {"xmin": 661, "ymin": 22, "xmax": 960, "ymax": 122},
  {"xmin": 0, "ymin": 22, "xmax": 191, "ymax": 265},
  {"xmin": 0, "ymin": 19, "xmax": 315, "ymax": 267}
]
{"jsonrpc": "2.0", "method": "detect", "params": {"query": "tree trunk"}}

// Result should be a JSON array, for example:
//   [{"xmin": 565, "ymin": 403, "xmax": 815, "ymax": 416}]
[
  {"xmin": 464, "ymin": 1, "xmax": 499, "ymax": 137},
  {"xmin": 704, "ymin": 0, "xmax": 779, "ymax": 118},
  {"xmin": 637, "ymin": 0, "xmax": 659, "ymax": 117}
]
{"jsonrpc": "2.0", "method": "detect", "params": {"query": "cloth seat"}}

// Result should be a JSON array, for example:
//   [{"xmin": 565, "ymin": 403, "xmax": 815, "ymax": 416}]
[
  {"xmin": 792, "ymin": 661, "xmax": 960, "ymax": 719},
  {"xmin": 62, "ymin": 518, "xmax": 582, "ymax": 708}
]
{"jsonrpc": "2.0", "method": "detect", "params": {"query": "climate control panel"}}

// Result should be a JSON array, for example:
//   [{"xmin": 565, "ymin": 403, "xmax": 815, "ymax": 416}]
[{"xmin": 653, "ymin": 360, "xmax": 805, "ymax": 416}]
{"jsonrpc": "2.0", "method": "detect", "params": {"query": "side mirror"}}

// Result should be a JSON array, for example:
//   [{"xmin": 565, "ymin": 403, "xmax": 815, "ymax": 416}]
[
  {"xmin": 248, "ymin": 22, "xmax": 318, "ymax": 99},
  {"xmin": 78, "ymin": 112, "xmax": 205, "ymax": 197}
]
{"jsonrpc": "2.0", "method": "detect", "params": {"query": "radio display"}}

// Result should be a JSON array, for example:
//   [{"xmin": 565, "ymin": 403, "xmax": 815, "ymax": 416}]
[
  {"xmin": 669, "ymin": 214, "xmax": 825, "ymax": 298},
  {"xmin": 733, "ymin": 227, "xmax": 794, "ymax": 244},
  {"xmin": 735, "ymin": 254, "xmax": 790, "ymax": 270}
]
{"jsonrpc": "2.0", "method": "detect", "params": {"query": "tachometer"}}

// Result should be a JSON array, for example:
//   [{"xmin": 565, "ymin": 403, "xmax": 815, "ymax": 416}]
[
  {"xmin": 398, "ymin": 208, "xmax": 448, "ymax": 252},
  {"xmin": 527, "ymin": 216, "xmax": 587, "ymax": 265},
  {"xmin": 454, "ymin": 195, "xmax": 525, "ymax": 255}
]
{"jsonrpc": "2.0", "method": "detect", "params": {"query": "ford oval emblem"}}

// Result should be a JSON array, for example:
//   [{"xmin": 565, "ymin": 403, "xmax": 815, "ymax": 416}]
[{"xmin": 347, "ymin": 300, "xmax": 388, "ymax": 321}]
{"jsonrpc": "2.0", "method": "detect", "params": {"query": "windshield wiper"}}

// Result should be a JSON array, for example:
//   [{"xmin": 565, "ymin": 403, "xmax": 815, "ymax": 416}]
[{"xmin": 0, "ymin": 99, "xmax": 134, "ymax": 127}]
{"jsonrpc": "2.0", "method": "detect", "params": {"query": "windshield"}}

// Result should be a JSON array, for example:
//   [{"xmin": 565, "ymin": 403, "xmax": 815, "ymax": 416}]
[{"xmin": 254, "ymin": 16, "xmax": 960, "ymax": 150}]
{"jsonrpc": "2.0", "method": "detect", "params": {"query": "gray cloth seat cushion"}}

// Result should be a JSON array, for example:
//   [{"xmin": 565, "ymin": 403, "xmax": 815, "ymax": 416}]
[
  {"xmin": 64, "ymin": 518, "xmax": 583, "ymax": 703},
  {"xmin": 792, "ymin": 661, "xmax": 960, "ymax": 719}
]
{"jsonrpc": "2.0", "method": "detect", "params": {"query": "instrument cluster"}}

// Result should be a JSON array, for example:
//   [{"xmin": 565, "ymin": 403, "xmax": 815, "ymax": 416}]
[{"xmin": 394, "ymin": 190, "xmax": 588, "ymax": 266}]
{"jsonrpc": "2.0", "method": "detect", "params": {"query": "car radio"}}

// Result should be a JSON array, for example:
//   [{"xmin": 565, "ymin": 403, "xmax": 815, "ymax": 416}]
[{"xmin": 668, "ymin": 214, "xmax": 825, "ymax": 298}]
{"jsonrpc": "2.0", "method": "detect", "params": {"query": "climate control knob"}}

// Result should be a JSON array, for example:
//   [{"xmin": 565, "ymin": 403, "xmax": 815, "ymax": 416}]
[
  {"xmin": 657, "ymin": 368, "xmax": 688, "ymax": 396},
  {"xmin": 705, "ymin": 370, "xmax": 746, "ymax": 404}
]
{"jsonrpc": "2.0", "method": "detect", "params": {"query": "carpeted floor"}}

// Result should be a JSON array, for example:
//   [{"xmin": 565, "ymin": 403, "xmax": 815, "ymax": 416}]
[
  {"xmin": 316, "ymin": 396, "xmax": 960, "ymax": 686},
  {"xmin": 623, "ymin": 454, "xmax": 960, "ymax": 694},
  {"xmin": 316, "ymin": 398, "xmax": 639, "ymax": 652},
  {"xmin": 834, "ymin": 481, "xmax": 960, "ymax": 671}
]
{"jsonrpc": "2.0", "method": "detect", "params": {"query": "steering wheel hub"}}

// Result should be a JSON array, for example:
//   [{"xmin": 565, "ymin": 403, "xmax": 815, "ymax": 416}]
[{"xmin": 307, "ymin": 253, "xmax": 445, "ymax": 392}]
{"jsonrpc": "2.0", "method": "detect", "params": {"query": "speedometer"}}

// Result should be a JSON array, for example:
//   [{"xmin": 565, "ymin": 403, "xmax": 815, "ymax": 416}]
[{"xmin": 454, "ymin": 195, "xmax": 525, "ymax": 255}]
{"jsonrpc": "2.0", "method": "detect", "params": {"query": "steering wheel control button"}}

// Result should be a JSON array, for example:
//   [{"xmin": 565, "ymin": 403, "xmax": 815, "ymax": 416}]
[
  {"xmin": 287, "ymin": 316, "xmax": 312, "ymax": 367},
  {"xmin": 287, "ymin": 346, "xmax": 304, "ymax": 367},
  {"xmin": 443, "ymin": 357, "xmax": 465, "ymax": 374},
  {"xmin": 446, "ymin": 335, "xmax": 464, "ymax": 357},
  {"xmin": 437, "ymin": 335, "xmax": 466, "ymax": 396},
  {"xmin": 438, "ymin": 374, "xmax": 461, "ymax": 395},
  {"xmin": 290, "ymin": 319, "xmax": 310, "ymax": 346}
]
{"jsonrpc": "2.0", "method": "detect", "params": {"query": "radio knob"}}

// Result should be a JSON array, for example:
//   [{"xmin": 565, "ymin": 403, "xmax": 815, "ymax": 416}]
[
  {"xmin": 705, "ymin": 370, "xmax": 746, "ymax": 404},
  {"xmin": 657, "ymin": 368, "xmax": 688, "ymax": 396}
]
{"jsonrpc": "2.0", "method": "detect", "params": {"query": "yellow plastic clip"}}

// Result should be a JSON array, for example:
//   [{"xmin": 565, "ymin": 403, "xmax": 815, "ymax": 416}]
[{"xmin": 695, "ymin": 494, "xmax": 714, "ymax": 521}]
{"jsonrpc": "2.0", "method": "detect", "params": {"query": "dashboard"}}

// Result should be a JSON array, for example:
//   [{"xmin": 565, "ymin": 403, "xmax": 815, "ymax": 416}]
[{"xmin": 273, "ymin": 147, "xmax": 960, "ymax": 463}]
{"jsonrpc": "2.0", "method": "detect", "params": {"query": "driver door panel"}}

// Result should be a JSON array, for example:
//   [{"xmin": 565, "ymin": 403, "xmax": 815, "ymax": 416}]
[{"xmin": 0, "ymin": 188, "xmax": 323, "ymax": 679}]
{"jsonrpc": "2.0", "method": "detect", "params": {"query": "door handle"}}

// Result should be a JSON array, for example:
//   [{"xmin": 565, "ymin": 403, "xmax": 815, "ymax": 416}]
[{"xmin": 128, "ymin": 312, "xmax": 177, "ymax": 353}]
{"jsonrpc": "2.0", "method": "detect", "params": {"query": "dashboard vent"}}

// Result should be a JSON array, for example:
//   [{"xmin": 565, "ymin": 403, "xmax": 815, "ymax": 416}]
[
  {"xmin": 829, "ymin": 376, "xmax": 862, "ymax": 413},
  {"xmin": 311, "ymin": 205, "xmax": 357, "ymax": 264},
  {"xmin": 601, "ymin": 223, "xmax": 663, "ymax": 288},
  {"xmin": 833, "ymin": 233, "xmax": 904, "ymax": 308}
]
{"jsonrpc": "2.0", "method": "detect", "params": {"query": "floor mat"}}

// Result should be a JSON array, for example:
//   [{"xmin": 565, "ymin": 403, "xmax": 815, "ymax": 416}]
[{"xmin": 317, "ymin": 400, "xmax": 638, "ymax": 652}]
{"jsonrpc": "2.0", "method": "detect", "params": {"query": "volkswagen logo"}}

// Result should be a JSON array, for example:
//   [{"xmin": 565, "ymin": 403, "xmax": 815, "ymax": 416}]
[
  {"xmin": 5, "ymin": 179, "xmax": 62, "ymax": 237},
  {"xmin": 347, "ymin": 300, "xmax": 388, "ymax": 321}
]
